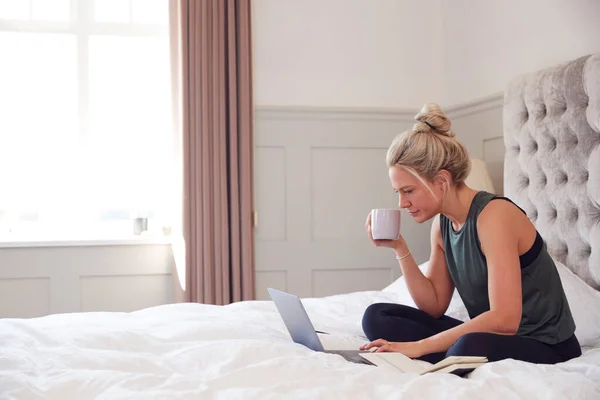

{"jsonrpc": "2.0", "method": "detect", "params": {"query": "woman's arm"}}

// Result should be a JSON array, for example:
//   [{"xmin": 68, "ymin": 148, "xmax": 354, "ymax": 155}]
[
  {"xmin": 398, "ymin": 214, "xmax": 455, "ymax": 318},
  {"xmin": 417, "ymin": 200, "xmax": 523, "ymax": 354},
  {"xmin": 366, "ymin": 212, "xmax": 454, "ymax": 317}
]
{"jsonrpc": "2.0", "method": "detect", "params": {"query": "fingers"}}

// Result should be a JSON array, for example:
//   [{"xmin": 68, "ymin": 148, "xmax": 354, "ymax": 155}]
[
  {"xmin": 374, "ymin": 344, "xmax": 391, "ymax": 353},
  {"xmin": 374, "ymin": 239, "xmax": 394, "ymax": 246},
  {"xmin": 366, "ymin": 213, "xmax": 376, "ymax": 243},
  {"xmin": 366, "ymin": 212, "xmax": 397, "ymax": 249},
  {"xmin": 366, "ymin": 212, "xmax": 397, "ymax": 248},
  {"xmin": 359, "ymin": 341, "xmax": 374, "ymax": 351},
  {"xmin": 360, "ymin": 339, "xmax": 387, "ymax": 351}
]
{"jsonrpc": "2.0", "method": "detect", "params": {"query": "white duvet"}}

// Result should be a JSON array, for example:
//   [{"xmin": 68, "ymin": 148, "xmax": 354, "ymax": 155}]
[{"xmin": 1, "ymin": 290, "xmax": 600, "ymax": 400}]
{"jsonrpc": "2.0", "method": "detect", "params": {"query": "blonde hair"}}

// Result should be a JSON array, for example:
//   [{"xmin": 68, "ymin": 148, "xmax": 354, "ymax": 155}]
[{"xmin": 386, "ymin": 103, "xmax": 471, "ymax": 190}]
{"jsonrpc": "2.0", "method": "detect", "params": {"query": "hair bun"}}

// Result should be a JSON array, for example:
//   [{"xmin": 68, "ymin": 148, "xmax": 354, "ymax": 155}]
[{"xmin": 413, "ymin": 103, "xmax": 455, "ymax": 138}]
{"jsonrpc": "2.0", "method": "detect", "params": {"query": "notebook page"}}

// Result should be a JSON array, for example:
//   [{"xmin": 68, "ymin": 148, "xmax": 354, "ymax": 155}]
[
  {"xmin": 420, "ymin": 356, "xmax": 488, "ymax": 374},
  {"xmin": 360, "ymin": 352, "xmax": 428, "ymax": 374}
]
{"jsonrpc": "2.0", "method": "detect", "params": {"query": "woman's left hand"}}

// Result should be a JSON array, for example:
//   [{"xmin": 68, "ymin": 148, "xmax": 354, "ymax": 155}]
[{"xmin": 360, "ymin": 339, "xmax": 427, "ymax": 358}]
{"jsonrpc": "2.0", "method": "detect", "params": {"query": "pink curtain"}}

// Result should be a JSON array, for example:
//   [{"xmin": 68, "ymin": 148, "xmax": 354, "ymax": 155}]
[{"xmin": 170, "ymin": 0, "xmax": 255, "ymax": 305}]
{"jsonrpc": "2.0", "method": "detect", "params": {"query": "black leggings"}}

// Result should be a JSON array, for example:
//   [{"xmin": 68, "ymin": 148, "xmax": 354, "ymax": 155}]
[{"xmin": 362, "ymin": 303, "xmax": 582, "ymax": 365}]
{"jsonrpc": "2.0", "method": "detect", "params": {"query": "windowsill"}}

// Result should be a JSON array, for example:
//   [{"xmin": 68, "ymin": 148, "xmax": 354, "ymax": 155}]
[{"xmin": 0, "ymin": 235, "xmax": 174, "ymax": 248}]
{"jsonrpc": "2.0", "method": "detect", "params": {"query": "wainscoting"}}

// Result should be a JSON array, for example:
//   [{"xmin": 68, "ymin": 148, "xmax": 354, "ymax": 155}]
[
  {"xmin": 253, "ymin": 94, "xmax": 506, "ymax": 300},
  {"xmin": 253, "ymin": 107, "xmax": 432, "ymax": 300},
  {"xmin": 0, "ymin": 243, "xmax": 174, "ymax": 318}
]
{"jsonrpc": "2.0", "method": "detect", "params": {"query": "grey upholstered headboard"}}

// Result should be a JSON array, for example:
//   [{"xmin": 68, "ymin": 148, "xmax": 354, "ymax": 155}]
[{"xmin": 503, "ymin": 53, "xmax": 600, "ymax": 290}]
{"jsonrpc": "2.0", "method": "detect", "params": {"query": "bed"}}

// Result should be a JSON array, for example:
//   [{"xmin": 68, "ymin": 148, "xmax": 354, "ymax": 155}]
[{"xmin": 2, "ymin": 54, "xmax": 600, "ymax": 399}]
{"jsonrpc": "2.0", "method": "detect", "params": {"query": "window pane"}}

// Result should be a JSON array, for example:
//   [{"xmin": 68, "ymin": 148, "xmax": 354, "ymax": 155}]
[
  {"xmin": 31, "ymin": 0, "xmax": 70, "ymax": 21},
  {"xmin": 0, "ymin": 0, "xmax": 30, "ymax": 20},
  {"xmin": 0, "ymin": 32, "xmax": 78, "ymax": 223},
  {"xmin": 87, "ymin": 35, "xmax": 174, "ymax": 221},
  {"xmin": 94, "ymin": 0, "xmax": 130, "ymax": 23},
  {"xmin": 131, "ymin": 0, "xmax": 168, "ymax": 25}
]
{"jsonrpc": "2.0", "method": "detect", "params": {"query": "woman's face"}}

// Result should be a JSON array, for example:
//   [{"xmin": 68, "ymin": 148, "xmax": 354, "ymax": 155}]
[{"xmin": 388, "ymin": 166, "xmax": 443, "ymax": 223}]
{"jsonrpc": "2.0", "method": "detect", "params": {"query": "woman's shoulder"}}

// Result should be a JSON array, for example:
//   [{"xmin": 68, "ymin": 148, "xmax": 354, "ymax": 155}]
[
  {"xmin": 478, "ymin": 197, "xmax": 527, "ymax": 227},
  {"xmin": 478, "ymin": 192, "xmax": 528, "ymax": 215},
  {"xmin": 476, "ymin": 192, "xmax": 527, "ymax": 219},
  {"xmin": 476, "ymin": 194, "xmax": 536, "ymax": 249}
]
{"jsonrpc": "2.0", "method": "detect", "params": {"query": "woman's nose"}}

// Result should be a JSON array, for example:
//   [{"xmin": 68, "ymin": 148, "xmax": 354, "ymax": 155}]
[{"xmin": 399, "ymin": 194, "xmax": 410, "ymax": 209}]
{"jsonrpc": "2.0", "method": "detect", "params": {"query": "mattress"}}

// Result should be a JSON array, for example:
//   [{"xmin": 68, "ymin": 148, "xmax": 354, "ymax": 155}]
[{"xmin": 1, "ymin": 289, "xmax": 599, "ymax": 399}]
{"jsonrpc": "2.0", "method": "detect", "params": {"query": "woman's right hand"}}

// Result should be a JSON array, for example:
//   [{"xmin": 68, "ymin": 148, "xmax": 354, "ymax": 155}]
[{"xmin": 365, "ymin": 211, "xmax": 407, "ymax": 252}]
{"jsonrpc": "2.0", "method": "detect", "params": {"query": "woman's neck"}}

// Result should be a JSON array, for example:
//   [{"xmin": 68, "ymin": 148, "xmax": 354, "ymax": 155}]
[{"xmin": 441, "ymin": 184, "xmax": 480, "ymax": 230}]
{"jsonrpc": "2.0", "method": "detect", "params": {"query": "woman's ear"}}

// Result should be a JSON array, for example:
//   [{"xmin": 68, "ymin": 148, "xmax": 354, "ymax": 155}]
[
  {"xmin": 434, "ymin": 170, "xmax": 452, "ymax": 192},
  {"xmin": 434, "ymin": 170, "xmax": 449, "ymax": 184}
]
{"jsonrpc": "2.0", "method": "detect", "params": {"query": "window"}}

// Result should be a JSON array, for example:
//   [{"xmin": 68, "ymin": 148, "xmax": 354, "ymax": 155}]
[{"xmin": 0, "ymin": 0, "xmax": 176, "ymax": 241}]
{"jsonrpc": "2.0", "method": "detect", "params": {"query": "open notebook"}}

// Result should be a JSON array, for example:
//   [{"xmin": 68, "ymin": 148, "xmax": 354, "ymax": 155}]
[{"xmin": 360, "ymin": 352, "xmax": 488, "ymax": 375}]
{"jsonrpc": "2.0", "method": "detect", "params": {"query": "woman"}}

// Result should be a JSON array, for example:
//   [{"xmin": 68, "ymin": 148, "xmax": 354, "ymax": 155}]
[{"xmin": 359, "ymin": 103, "xmax": 581, "ymax": 366}]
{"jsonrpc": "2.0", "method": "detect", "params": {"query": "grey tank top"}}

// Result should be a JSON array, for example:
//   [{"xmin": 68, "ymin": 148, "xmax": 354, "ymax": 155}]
[{"xmin": 440, "ymin": 191, "xmax": 576, "ymax": 344}]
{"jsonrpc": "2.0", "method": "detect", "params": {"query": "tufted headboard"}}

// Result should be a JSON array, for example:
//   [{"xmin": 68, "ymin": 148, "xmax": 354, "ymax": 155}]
[{"xmin": 503, "ymin": 53, "xmax": 600, "ymax": 290}]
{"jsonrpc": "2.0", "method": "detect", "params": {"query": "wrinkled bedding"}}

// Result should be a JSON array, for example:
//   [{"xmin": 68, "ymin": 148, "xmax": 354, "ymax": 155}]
[{"xmin": 1, "ymin": 290, "xmax": 599, "ymax": 399}]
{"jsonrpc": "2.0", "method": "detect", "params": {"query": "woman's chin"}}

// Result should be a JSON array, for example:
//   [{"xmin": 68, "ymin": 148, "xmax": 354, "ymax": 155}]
[
  {"xmin": 408, "ymin": 211, "xmax": 421, "ymax": 221},
  {"xmin": 409, "ymin": 211, "xmax": 432, "ymax": 223}
]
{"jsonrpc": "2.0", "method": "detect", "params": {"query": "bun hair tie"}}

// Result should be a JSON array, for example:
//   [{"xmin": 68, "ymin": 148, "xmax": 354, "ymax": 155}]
[{"xmin": 422, "ymin": 120, "xmax": 436, "ymax": 130}]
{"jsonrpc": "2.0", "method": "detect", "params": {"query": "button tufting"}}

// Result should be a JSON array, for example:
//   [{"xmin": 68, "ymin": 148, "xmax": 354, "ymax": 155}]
[
  {"xmin": 565, "ymin": 129, "xmax": 579, "ymax": 148},
  {"xmin": 530, "ymin": 209, "xmax": 538, "ymax": 220},
  {"xmin": 541, "ymin": 174, "xmax": 547, "ymax": 186},
  {"xmin": 558, "ymin": 104, "xmax": 567, "ymax": 115},
  {"xmin": 549, "ymin": 137, "xmax": 557, "ymax": 151},
  {"xmin": 590, "ymin": 201, "xmax": 600, "ymax": 222},
  {"xmin": 584, "ymin": 244, "xmax": 592, "ymax": 258},
  {"xmin": 557, "ymin": 171, "xmax": 568, "ymax": 185}
]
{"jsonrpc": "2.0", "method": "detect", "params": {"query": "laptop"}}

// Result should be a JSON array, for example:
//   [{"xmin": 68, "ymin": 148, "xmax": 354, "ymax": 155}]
[{"xmin": 267, "ymin": 287, "xmax": 375, "ymax": 366}]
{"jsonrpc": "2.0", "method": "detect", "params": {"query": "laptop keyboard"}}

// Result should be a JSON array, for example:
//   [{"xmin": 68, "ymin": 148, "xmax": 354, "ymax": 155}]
[
  {"xmin": 327, "ymin": 350, "xmax": 374, "ymax": 365},
  {"xmin": 347, "ymin": 354, "xmax": 373, "ymax": 365}
]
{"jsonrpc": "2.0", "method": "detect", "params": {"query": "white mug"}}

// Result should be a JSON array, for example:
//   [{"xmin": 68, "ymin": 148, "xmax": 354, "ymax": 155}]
[{"xmin": 371, "ymin": 209, "xmax": 401, "ymax": 240}]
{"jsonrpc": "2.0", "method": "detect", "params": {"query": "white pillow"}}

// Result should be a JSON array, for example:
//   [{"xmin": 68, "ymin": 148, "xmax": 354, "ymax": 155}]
[
  {"xmin": 554, "ymin": 260, "xmax": 600, "ymax": 348},
  {"xmin": 382, "ymin": 259, "xmax": 600, "ymax": 347}
]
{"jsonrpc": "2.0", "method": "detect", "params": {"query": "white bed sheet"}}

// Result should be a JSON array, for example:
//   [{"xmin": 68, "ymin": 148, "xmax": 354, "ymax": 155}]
[{"xmin": 1, "ymin": 290, "xmax": 599, "ymax": 400}]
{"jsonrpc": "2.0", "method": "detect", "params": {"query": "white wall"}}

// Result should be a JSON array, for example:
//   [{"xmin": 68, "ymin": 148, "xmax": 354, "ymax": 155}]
[
  {"xmin": 252, "ymin": 0, "xmax": 442, "ymax": 109},
  {"xmin": 441, "ymin": 0, "xmax": 600, "ymax": 105},
  {"xmin": 254, "ymin": 0, "xmax": 600, "ymax": 108}
]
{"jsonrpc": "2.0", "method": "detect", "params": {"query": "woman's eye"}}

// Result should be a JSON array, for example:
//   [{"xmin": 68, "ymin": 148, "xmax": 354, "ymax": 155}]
[{"xmin": 404, "ymin": 190, "xmax": 412, "ymax": 194}]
